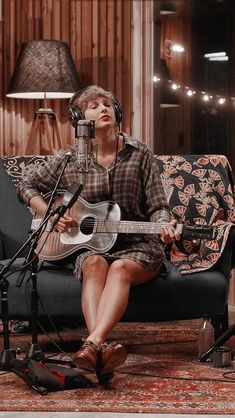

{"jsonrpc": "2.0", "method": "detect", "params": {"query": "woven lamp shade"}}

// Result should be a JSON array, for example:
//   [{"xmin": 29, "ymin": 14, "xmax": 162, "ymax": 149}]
[{"xmin": 6, "ymin": 40, "xmax": 81, "ymax": 99}]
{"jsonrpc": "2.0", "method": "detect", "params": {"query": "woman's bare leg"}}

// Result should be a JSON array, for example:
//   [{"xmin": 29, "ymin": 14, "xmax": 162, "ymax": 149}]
[
  {"xmin": 81, "ymin": 255, "xmax": 109, "ymax": 335},
  {"xmin": 87, "ymin": 259, "xmax": 160, "ymax": 346},
  {"xmin": 73, "ymin": 258, "xmax": 161, "ymax": 374}
]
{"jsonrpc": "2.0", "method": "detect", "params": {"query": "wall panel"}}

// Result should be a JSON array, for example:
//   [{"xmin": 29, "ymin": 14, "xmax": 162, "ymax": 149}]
[{"xmin": 1, "ymin": 0, "xmax": 147, "ymax": 155}]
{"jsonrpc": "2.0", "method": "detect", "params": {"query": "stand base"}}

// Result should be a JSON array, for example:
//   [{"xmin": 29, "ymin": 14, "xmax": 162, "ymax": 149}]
[
  {"xmin": 26, "ymin": 343, "xmax": 74, "ymax": 367},
  {"xmin": 200, "ymin": 322, "xmax": 235, "ymax": 362},
  {"xmin": 26, "ymin": 343, "xmax": 44, "ymax": 361},
  {"xmin": 0, "ymin": 348, "xmax": 16, "ymax": 370}
]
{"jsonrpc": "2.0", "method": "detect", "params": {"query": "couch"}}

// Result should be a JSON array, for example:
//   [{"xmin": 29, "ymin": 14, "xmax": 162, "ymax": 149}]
[{"xmin": 0, "ymin": 154, "xmax": 234, "ymax": 338}]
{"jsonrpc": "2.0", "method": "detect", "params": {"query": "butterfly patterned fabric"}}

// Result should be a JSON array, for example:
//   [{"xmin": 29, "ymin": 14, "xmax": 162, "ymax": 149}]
[
  {"xmin": 1, "ymin": 156, "xmax": 49, "ymax": 186},
  {"xmin": 156, "ymin": 155, "xmax": 235, "ymax": 274},
  {"xmin": 1, "ymin": 154, "xmax": 235, "ymax": 275}
]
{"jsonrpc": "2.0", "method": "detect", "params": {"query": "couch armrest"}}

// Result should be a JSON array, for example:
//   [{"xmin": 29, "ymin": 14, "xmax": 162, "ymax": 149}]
[{"xmin": 0, "ymin": 160, "xmax": 32, "ymax": 259}]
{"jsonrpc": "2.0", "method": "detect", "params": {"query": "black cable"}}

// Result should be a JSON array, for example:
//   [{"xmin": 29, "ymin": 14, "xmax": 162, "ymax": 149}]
[
  {"xmin": 24, "ymin": 277, "xmax": 67, "ymax": 348},
  {"xmin": 25, "ymin": 274, "xmax": 83, "ymax": 362},
  {"xmin": 116, "ymin": 369, "xmax": 235, "ymax": 383},
  {"xmin": 222, "ymin": 371, "xmax": 235, "ymax": 381},
  {"xmin": 2, "ymin": 222, "xmax": 49, "ymax": 280},
  {"xmin": 36, "ymin": 320, "xmax": 72, "ymax": 359},
  {"xmin": 127, "ymin": 339, "xmax": 198, "ymax": 346}
]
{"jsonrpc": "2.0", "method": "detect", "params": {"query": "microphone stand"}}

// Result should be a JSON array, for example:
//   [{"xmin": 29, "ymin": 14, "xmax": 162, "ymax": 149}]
[
  {"xmin": 0, "ymin": 209, "xmax": 58, "ymax": 370},
  {"xmin": 16, "ymin": 152, "xmax": 72, "ymax": 287},
  {"xmin": 0, "ymin": 152, "xmax": 75, "ymax": 369},
  {"xmin": 0, "ymin": 205, "xmax": 87, "ymax": 394},
  {"xmin": 199, "ymin": 325, "xmax": 235, "ymax": 362},
  {"xmin": 200, "ymin": 227, "xmax": 235, "ymax": 362},
  {"xmin": 24, "ymin": 119, "xmax": 94, "ymax": 363},
  {"xmin": 16, "ymin": 152, "xmax": 78, "ymax": 362}
]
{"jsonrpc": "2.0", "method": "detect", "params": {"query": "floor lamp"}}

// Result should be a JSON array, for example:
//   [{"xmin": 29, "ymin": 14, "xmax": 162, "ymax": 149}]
[{"xmin": 6, "ymin": 40, "xmax": 81, "ymax": 154}]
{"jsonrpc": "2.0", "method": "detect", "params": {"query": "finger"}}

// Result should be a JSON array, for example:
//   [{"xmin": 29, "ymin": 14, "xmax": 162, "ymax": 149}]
[
  {"xmin": 63, "ymin": 213, "xmax": 74, "ymax": 221},
  {"xmin": 175, "ymin": 231, "xmax": 181, "ymax": 241},
  {"xmin": 160, "ymin": 229, "xmax": 174, "ymax": 244}
]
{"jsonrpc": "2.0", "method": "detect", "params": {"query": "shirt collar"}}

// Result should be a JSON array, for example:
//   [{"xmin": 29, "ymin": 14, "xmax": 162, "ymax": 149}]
[{"xmin": 122, "ymin": 132, "xmax": 139, "ymax": 149}]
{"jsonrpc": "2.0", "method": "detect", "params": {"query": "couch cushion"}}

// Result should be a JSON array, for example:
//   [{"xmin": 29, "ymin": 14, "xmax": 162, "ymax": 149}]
[{"xmin": 0, "ymin": 258, "xmax": 229, "ymax": 323}]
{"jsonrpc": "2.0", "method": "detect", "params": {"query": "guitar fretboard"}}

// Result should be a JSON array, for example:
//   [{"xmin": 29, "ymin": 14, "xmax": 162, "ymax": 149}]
[{"xmin": 94, "ymin": 220, "xmax": 173, "ymax": 234}]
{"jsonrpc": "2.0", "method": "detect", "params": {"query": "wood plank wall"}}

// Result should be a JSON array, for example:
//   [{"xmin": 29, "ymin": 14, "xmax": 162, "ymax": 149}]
[
  {"xmin": 156, "ymin": 0, "xmax": 192, "ymax": 155},
  {"xmin": 0, "ymin": 0, "xmax": 149, "ymax": 156}
]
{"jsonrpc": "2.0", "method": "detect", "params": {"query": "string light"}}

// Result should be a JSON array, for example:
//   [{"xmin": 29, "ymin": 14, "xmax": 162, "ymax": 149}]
[
  {"xmin": 218, "ymin": 97, "xmax": 226, "ymax": 105},
  {"xmin": 153, "ymin": 74, "xmax": 231, "ymax": 109},
  {"xmin": 153, "ymin": 75, "xmax": 161, "ymax": 83},
  {"xmin": 186, "ymin": 89, "xmax": 195, "ymax": 97},
  {"xmin": 171, "ymin": 83, "xmax": 180, "ymax": 90}
]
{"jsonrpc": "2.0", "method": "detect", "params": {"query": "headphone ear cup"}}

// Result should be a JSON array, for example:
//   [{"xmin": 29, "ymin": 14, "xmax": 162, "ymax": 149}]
[
  {"xmin": 69, "ymin": 89, "xmax": 86, "ymax": 126},
  {"xmin": 113, "ymin": 98, "xmax": 122, "ymax": 125},
  {"xmin": 69, "ymin": 106, "xmax": 83, "ymax": 127}
]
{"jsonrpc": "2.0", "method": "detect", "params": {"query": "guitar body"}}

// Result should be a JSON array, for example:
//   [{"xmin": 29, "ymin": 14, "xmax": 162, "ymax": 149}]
[
  {"xmin": 32, "ymin": 191, "xmax": 215, "ymax": 262},
  {"xmin": 34, "ymin": 195, "xmax": 121, "ymax": 261}
]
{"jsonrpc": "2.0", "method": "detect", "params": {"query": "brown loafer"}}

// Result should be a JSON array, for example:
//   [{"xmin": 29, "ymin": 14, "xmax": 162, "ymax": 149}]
[
  {"xmin": 97, "ymin": 342, "xmax": 127, "ymax": 375},
  {"xmin": 72, "ymin": 339, "xmax": 99, "ymax": 371}
]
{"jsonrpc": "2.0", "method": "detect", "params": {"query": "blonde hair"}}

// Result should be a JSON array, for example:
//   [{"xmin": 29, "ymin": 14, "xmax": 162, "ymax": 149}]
[{"xmin": 72, "ymin": 85, "xmax": 114, "ymax": 113}]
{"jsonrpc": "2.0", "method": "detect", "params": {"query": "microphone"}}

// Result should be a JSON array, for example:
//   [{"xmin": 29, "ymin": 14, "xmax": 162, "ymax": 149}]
[
  {"xmin": 51, "ymin": 182, "xmax": 84, "ymax": 228},
  {"xmin": 75, "ymin": 120, "xmax": 97, "ymax": 172}
]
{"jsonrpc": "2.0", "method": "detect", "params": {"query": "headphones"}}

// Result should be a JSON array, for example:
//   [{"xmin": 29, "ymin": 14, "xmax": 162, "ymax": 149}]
[{"xmin": 69, "ymin": 87, "xmax": 123, "ymax": 127}]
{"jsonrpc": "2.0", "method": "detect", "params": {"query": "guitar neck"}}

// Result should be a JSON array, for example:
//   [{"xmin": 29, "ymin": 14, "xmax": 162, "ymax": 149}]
[
  {"xmin": 95, "ymin": 220, "xmax": 177, "ymax": 235},
  {"xmin": 94, "ymin": 220, "xmax": 214, "ymax": 240}
]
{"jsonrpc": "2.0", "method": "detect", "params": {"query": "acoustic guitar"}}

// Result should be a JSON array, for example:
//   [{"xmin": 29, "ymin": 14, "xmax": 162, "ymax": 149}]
[{"xmin": 31, "ymin": 193, "xmax": 216, "ymax": 261}]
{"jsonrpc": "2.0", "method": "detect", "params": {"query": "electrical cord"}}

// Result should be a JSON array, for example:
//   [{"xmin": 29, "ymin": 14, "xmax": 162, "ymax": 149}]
[
  {"xmin": 222, "ymin": 371, "xmax": 235, "ymax": 381},
  {"xmin": 24, "ymin": 277, "xmax": 77, "ymax": 358},
  {"xmin": 35, "ymin": 319, "xmax": 75, "ymax": 362},
  {"xmin": 2, "ymin": 221, "xmax": 48, "ymax": 280},
  {"xmin": 116, "ymin": 368, "xmax": 235, "ymax": 383}
]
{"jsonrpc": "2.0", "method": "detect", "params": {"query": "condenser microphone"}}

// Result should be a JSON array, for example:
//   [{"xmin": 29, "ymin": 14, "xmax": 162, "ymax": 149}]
[
  {"xmin": 75, "ymin": 120, "xmax": 97, "ymax": 172},
  {"xmin": 51, "ymin": 182, "xmax": 83, "ymax": 228}
]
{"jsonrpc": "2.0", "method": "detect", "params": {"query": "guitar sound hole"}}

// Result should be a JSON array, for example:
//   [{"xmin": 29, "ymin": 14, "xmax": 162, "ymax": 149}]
[{"xmin": 80, "ymin": 216, "xmax": 95, "ymax": 235}]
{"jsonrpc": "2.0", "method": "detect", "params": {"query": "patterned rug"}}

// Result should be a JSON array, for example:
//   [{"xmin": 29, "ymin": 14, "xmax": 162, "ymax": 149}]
[{"xmin": 0, "ymin": 322, "xmax": 235, "ymax": 414}]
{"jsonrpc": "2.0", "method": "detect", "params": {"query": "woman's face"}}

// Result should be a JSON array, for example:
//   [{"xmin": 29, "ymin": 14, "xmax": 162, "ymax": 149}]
[{"xmin": 84, "ymin": 96, "xmax": 116, "ymax": 129}]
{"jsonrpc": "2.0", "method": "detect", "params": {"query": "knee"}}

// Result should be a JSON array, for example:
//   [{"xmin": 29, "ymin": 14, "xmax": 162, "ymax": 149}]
[
  {"xmin": 108, "ymin": 259, "xmax": 132, "ymax": 285},
  {"xmin": 82, "ymin": 254, "xmax": 108, "ymax": 275}
]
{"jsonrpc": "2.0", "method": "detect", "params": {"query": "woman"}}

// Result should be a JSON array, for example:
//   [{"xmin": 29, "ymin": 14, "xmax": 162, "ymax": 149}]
[{"xmin": 17, "ymin": 85, "xmax": 180, "ymax": 382}]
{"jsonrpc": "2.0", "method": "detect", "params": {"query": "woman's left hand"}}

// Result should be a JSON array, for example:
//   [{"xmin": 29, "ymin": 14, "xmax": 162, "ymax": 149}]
[{"xmin": 160, "ymin": 219, "xmax": 181, "ymax": 244}]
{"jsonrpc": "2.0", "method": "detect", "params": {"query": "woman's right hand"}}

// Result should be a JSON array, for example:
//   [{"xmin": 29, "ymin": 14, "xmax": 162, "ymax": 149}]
[{"xmin": 52, "ymin": 213, "xmax": 75, "ymax": 233}]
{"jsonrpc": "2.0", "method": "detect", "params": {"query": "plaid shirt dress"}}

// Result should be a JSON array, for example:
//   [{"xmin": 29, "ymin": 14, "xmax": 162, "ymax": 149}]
[{"xmin": 17, "ymin": 133, "xmax": 171, "ymax": 279}]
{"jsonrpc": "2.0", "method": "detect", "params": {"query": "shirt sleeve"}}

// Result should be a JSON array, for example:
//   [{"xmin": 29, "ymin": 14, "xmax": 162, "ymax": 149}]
[
  {"xmin": 142, "ymin": 149, "xmax": 172, "ymax": 224},
  {"xmin": 17, "ymin": 151, "xmax": 66, "ymax": 205}
]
